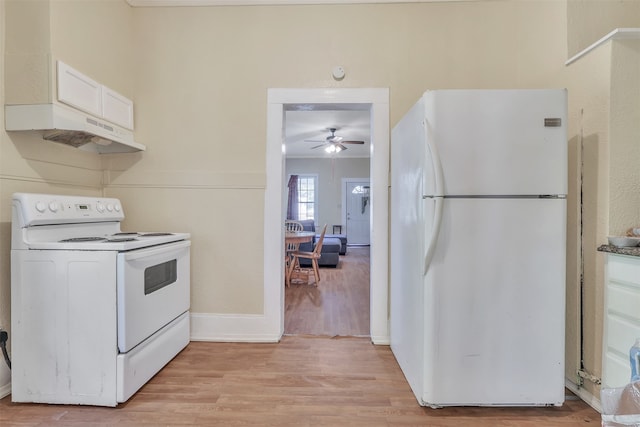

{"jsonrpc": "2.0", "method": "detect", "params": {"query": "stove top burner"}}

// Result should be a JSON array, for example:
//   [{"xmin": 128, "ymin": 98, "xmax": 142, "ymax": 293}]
[
  {"xmin": 56, "ymin": 232, "xmax": 180, "ymax": 246},
  {"xmin": 59, "ymin": 237, "xmax": 107, "ymax": 243}
]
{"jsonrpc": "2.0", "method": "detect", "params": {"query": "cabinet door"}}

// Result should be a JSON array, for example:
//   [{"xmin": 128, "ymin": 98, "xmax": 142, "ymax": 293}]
[
  {"xmin": 102, "ymin": 87, "xmax": 134, "ymax": 130},
  {"xmin": 57, "ymin": 61, "xmax": 102, "ymax": 117},
  {"xmin": 603, "ymin": 255, "xmax": 640, "ymax": 388}
]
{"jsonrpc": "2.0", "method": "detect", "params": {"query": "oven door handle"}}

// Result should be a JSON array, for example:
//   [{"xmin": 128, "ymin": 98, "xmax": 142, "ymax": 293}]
[{"xmin": 122, "ymin": 240, "xmax": 191, "ymax": 261}]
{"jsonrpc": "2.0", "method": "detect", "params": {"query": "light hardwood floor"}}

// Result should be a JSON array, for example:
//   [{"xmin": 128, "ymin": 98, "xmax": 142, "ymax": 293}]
[
  {"xmin": 285, "ymin": 246, "xmax": 370, "ymax": 336},
  {"xmin": 0, "ymin": 337, "xmax": 599, "ymax": 426},
  {"xmin": 0, "ymin": 247, "xmax": 600, "ymax": 425}
]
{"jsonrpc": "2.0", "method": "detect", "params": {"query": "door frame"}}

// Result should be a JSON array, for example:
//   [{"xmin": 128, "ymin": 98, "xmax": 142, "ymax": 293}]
[
  {"xmin": 264, "ymin": 88, "xmax": 390, "ymax": 344},
  {"xmin": 342, "ymin": 178, "xmax": 371, "ymax": 245}
]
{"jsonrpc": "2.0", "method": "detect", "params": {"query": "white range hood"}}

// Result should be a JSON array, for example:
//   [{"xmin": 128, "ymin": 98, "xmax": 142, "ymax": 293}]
[{"xmin": 5, "ymin": 103, "xmax": 146, "ymax": 154}]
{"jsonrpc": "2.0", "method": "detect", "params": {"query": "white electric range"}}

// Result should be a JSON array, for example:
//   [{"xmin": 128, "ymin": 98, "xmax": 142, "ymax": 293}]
[{"xmin": 11, "ymin": 192, "xmax": 191, "ymax": 406}]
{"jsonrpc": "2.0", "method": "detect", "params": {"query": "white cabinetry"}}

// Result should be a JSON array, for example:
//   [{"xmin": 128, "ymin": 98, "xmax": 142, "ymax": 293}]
[
  {"xmin": 102, "ymin": 87, "xmax": 134, "ymax": 130},
  {"xmin": 57, "ymin": 61, "xmax": 102, "ymax": 118},
  {"xmin": 56, "ymin": 61, "xmax": 134, "ymax": 130},
  {"xmin": 603, "ymin": 254, "xmax": 640, "ymax": 388}
]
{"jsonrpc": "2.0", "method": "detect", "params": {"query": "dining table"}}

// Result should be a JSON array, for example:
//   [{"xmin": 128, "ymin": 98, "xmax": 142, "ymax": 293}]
[
  {"xmin": 285, "ymin": 230, "xmax": 315, "ymax": 245},
  {"xmin": 284, "ymin": 231, "xmax": 315, "ymax": 286}
]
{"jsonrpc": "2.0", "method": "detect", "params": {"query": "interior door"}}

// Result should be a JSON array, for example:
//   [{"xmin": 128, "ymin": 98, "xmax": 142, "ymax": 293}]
[{"xmin": 346, "ymin": 181, "xmax": 370, "ymax": 245}]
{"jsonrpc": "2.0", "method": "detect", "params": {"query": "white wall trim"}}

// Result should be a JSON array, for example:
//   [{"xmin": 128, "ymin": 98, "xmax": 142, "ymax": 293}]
[
  {"xmin": 266, "ymin": 88, "xmax": 390, "ymax": 345},
  {"xmin": 0, "ymin": 381, "xmax": 10, "ymax": 400},
  {"xmin": 0, "ymin": 174, "xmax": 102, "ymax": 190},
  {"xmin": 190, "ymin": 313, "xmax": 281, "ymax": 342},
  {"xmin": 566, "ymin": 28, "xmax": 640, "ymax": 65},
  {"xmin": 127, "ymin": 0, "xmax": 474, "ymax": 7},
  {"xmin": 565, "ymin": 378, "xmax": 602, "ymax": 413},
  {"xmin": 103, "ymin": 170, "xmax": 266, "ymax": 189}
]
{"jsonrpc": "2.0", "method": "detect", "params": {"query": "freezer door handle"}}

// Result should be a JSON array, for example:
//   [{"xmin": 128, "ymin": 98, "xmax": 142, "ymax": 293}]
[
  {"xmin": 423, "ymin": 119, "xmax": 445, "ymax": 276},
  {"xmin": 423, "ymin": 119, "xmax": 445, "ymax": 197}
]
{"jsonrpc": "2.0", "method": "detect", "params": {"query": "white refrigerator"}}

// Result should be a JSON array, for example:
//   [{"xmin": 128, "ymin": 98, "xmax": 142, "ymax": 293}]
[{"xmin": 390, "ymin": 89, "xmax": 567, "ymax": 407}]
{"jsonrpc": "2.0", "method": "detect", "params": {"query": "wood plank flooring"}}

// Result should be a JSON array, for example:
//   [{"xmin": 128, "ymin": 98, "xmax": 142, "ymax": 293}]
[
  {"xmin": 0, "ymin": 246, "xmax": 601, "ymax": 425},
  {"xmin": 0, "ymin": 337, "xmax": 600, "ymax": 426},
  {"xmin": 285, "ymin": 246, "xmax": 370, "ymax": 336}
]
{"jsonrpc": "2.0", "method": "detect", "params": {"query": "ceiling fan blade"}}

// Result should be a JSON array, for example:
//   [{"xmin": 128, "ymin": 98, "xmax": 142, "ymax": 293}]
[
  {"xmin": 337, "ymin": 144, "xmax": 348, "ymax": 151},
  {"xmin": 311, "ymin": 143, "xmax": 328, "ymax": 149},
  {"xmin": 341, "ymin": 140, "xmax": 365, "ymax": 145}
]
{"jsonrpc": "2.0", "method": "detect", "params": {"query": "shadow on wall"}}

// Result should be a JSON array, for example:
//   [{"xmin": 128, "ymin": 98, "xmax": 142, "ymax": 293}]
[{"xmin": 579, "ymin": 132, "xmax": 605, "ymax": 388}]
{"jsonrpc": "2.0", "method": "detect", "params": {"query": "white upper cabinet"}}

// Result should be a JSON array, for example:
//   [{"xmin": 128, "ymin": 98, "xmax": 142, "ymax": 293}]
[
  {"xmin": 57, "ymin": 61, "xmax": 102, "ymax": 118},
  {"xmin": 56, "ymin": 61, "xmax": 134, "ymax": 130},
  {"xmin": 102, "ymin": 87, "xmax": 134, "ymax": 130}
]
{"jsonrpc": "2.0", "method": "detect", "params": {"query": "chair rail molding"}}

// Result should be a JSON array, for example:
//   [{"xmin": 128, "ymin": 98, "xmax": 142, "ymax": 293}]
[{"xmin": 127, "ymin": 0, "xmax": 475, "ymax": 6}]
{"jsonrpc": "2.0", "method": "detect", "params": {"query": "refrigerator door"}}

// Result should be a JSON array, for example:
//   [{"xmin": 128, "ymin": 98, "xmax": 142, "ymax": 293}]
[
  {"xmin": 423, "ymin": 89, "xmax": 567, "ymax": 196},
  {"xmin": 422, "ymin": 197, "xmax": 566, "ymax": 406}
]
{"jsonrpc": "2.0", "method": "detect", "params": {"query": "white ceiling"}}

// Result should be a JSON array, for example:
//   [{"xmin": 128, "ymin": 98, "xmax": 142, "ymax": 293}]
[{"xmin": 285, "ymin": 108, "xmax": 371, "ymax": 158}]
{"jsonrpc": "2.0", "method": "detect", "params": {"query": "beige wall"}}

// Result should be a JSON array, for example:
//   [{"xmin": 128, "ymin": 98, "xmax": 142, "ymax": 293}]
[
  {"xmin": 565, "ymin": 42, "xmax": 612, "ymax": 399},
  {"xmin": 564, "ymin": 2, "xmax": 640, "ymax": 400},
  {"xmin": 609, "ymin": 39, "xmax": 640, "ymax": 235},
  {"xmin": 1, "ymin": 0, "xmax": 640, "ymax": 405},
  {"xmin": 567, "ymin": 0, "xmax": 640, "ymax": 58},
  {"xmin": 285, "ymin": 157, "xmax": 370, "ymax": 230},
  {"xmin": 104, "ymin": 1, "xmax": 569, "ymax": 318}
]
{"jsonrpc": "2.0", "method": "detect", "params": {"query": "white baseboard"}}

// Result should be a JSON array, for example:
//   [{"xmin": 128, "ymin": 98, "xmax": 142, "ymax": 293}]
[
  {"xmin": 371, "ymin": 335, "xmax": 390, "ymax": 345},
  {"xmin": 0, "ymin": 362, "xmax": 10, "ymax": 399},
  {"xmin": 190, "ymin": 312, "xmax": 391, "ymax": 344},
  {"xmin": 0, "ymin": 381, "xmax": 10, "ymax": 400},
  {"xmin": 189, "ymin": 312, "xmax": 281, "ymax": 342},
  {"xmin": 565, "ymin": 378, "xmax": 602, "ymax": 413}
]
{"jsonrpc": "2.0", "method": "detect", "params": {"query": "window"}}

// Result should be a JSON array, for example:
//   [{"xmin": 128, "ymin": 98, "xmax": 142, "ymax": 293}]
[{"xmin": 297, "ymin": 175, "xmax": 317, "ymax": 221}]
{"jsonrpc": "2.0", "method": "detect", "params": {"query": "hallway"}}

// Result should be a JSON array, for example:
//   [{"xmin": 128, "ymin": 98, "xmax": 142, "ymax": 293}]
[{"xmin": 285, "ymin": 246, "xmax": 370, "ymax": 336}]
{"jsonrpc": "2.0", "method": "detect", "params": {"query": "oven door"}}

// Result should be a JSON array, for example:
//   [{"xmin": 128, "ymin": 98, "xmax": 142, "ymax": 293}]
[{"xmin": 117, "ymin": 240, "xmax": 190, "ymax": 353}]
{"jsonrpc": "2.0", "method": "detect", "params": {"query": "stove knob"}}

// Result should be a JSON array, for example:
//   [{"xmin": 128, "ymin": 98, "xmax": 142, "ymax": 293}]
[
  {"xmin": 96, "ymin": 202, "xmax": 105, "ymax": 213},
  {"xmin": 114, "ymin": 204, "xmax": 121, "ymax": 212},
  {"xmin": 35, "ymin": 201, "xmax": 46, "ymax": 213},
  {"xmin": 106, "ymin": 203, "xmax": 114, "ymax": 212},
  {"xmin": 48, "ymin": 202, "xmax": 59, "ymax": 212}
]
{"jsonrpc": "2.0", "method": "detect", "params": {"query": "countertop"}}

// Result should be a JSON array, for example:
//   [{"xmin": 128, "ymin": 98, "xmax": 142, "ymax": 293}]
[{"xmin": 597, "ymin": 244, "xmax": 640, "ymax": 258}]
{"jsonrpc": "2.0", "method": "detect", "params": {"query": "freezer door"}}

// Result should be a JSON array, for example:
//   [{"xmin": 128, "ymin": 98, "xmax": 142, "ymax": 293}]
[
  {"xmin": 423, "ymin": 89, "xmax": 567, "ymax": 196},
  {"xmin": 422, "ymin": 197, "xmax": 566, "ymax": 406}
]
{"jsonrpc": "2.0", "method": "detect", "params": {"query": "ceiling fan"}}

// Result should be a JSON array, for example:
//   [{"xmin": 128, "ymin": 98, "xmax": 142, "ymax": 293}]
[{"xmin": 304, "ymin": 128, "xmax": 365, "ymax": 153}]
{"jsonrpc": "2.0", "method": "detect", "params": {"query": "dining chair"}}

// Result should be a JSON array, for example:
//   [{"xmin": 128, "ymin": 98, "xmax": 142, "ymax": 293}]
[
  {"xmin": 284, "ymin": 220, "xmax": 304, "ymax": 259},
  {"xmin": 284, "ymin": 220, "xmax": 304, "ymax": 286},
  {"xmin": 288, "ymin": 224, "xmax": 327, "ymax": 286}
]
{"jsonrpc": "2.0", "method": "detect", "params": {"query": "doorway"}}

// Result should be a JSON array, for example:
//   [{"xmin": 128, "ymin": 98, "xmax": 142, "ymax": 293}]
[
  {"xmin": 264, "ymin": 88, "xmax": 390, "ymax": 344},
  {"xmin": 343, "ymin": 178, "xmax": 371, "ymax": 246}
]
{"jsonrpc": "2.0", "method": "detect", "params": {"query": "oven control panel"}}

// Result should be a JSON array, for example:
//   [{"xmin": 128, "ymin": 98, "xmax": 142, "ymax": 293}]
[{"xmin": 13, "ymin": 193, "xmax": 124, "ymax": 226}]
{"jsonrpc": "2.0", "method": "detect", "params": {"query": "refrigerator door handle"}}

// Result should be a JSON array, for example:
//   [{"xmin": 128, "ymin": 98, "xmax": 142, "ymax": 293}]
[
  {"xmin": 422, "ymin": 120, "xmax": 445, "ymax": 276},
  {"xmin": 423, "ymin": 195, "xmax": 443, "ymax": 276}
]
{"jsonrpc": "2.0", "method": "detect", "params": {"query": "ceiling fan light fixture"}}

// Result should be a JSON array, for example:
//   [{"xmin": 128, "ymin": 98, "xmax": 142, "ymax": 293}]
[
  {"xmin": 325, "ymin": 144, "xmax": 344, "ymax": 153},
  {"xmin": 306, "ymin": 128, "xmax": 362, "ymax": 154}
]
